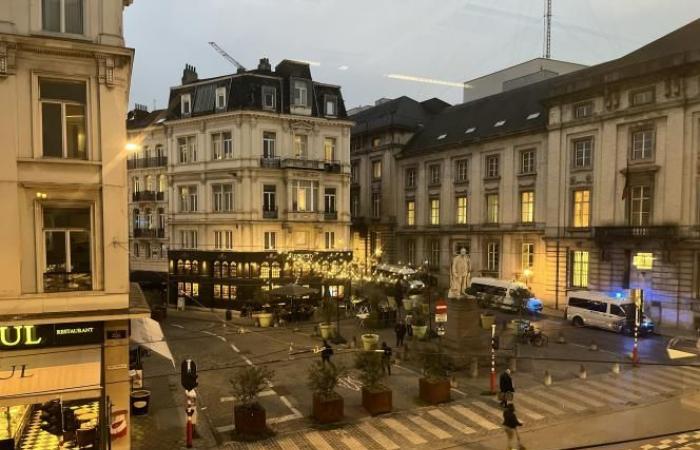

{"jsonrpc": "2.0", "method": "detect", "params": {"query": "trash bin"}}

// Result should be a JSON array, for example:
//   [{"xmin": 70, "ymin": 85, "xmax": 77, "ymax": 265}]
[{"xmin": 130, "ymin": 390, "xmax": 151, "ymax": 415}]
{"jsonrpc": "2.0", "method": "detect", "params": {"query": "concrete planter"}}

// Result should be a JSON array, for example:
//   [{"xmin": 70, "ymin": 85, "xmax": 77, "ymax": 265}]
[
  {"xmin": 319, "ymin": 323, "xmax": 336, "ymax": 339},
  {"xmin": 402, "ymin": 298, "xmax": 414, "ymax": 311},
  {"xmin": 312, "ymin": 393, "xmax": 344, "ymax": 424},
  {"xmin": 419, "ymin": 377, "xmax": 451, "ymax": 404},
  {"xmin": 361, "ymin": 387, "xmax": 392, "ymax": 416},
  {"xmin": 234, "ymin": 404, "xmax": 267, "ymax": 437},
  {"xmin": 413, "ymin": 325, "xmax": 428, "ymax": 339},
  {"xmin": 361, "ymin": 333, "xmax": 380, "ymax": 350},
  {"xmin": 480, "ymin": 313, "xmax": 495, "ymax": 330},
  {"xmin": 257, "ymin": 313, "xmax": 273, "ymax": 328}
]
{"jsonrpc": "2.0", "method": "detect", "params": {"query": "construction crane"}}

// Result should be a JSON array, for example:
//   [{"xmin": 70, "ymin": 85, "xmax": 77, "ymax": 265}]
[{"xmin": 208, "ymin": 41, "xmax": 246, "ymax": 71}]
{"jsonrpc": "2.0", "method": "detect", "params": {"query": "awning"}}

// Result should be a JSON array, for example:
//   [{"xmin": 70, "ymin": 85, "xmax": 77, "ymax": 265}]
[
  {"xmin": 0, "ymin": 347, "xmax": 101, "ymax": 407},
  {"xmin": 130, "ymin": 317, "xmax": 175, "ymax": 368}
]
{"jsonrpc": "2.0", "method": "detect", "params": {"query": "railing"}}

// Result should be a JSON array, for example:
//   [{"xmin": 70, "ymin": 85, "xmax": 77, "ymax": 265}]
[
  {"xmin": 263, "ymin": 209, "xmax": 278, "ymax": 219},
  {"xmin": 324, "ymin": 160, "xmax": 341, "ymax": 173},
  {"xmin": 134, "ymin": 228, "xmax": 165, "ymax": 238},
  {"xmin": 594, "ymin": 225, "xmax": 679, "ymax": 242},
  {"xmin": 132, "ymin": 191, "xmax": 156, "ymax": 202},
  {"xmin": 281, "ymin": 158, "xmax": 325, "ymax": 170},
  {"xmin": 43, "ymin": 272, "xmax": 92, "ymax": 293},
  {"xmin": 324, "ymin": 211, "xmax": 338, "ymax": 221},
  {"xmin": 260, "ymin": 157, "xmax": 281, "ymax": 168},
  {"xmin": 127, "ymin": 156, "xmax": 167, "ymax": 169}
]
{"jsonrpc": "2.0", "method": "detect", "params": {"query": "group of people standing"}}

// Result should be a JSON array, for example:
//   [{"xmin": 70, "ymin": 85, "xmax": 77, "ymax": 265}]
[{"xmin": 500, "ymin": 368, "xmax": 525, "ymax": 450}]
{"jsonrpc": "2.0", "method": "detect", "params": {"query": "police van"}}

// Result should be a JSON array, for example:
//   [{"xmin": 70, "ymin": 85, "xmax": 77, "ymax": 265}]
[
  {"xmin": 565, "ymin": 290, "xmax": 654, "ymax": 334},
  {"xmin": 469, "ymin": 277, "xmax": 543, "ymax": 314}
]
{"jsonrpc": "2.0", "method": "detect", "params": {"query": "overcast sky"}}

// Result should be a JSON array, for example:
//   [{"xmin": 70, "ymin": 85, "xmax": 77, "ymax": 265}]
[{"xmin": 124, "ymin": 0, "xmax": 700, "ymax": 110}]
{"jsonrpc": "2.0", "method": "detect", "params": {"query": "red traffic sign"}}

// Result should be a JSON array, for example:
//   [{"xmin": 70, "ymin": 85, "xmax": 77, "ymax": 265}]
[{"xmin": 435, "ymin": 298, "xmax": 447, "ymax": 314}]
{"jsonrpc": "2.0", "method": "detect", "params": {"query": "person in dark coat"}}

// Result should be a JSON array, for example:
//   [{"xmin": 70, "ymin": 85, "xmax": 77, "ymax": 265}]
[
  {"xmin": 499, "ymin": 368, "xmax": 514, "ymax": 407},
  {"xmin": 381, "ymin": 342, "xmax": 392, "ymax": 375},
  {"xmin": 394, "ymin": 320, "xmax": 407, "ymax": 347},
  {"xmin": 502, "ymin": 403, "xmax": 523, "ymax": 449},
  {"xmin": 320, "ymin": 340, "xmax": 333, "ymax": 365}
]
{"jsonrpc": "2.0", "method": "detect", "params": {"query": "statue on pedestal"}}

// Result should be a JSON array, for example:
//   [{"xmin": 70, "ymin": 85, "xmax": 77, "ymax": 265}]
[{"xmin": 448, "ymin": 248, "xmax": 471, "ymax": 299}]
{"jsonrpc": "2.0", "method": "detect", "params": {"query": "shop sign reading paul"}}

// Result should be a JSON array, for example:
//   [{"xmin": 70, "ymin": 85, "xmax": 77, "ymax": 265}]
[{"xmin": 0, "ymin": 322, "xmax": 103, "ymax": 351}]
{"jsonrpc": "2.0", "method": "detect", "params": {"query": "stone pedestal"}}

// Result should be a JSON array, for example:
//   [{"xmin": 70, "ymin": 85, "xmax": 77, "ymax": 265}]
[{"xmin": 442, "ymin": 296, "xmax": 489, "ymax": 354}]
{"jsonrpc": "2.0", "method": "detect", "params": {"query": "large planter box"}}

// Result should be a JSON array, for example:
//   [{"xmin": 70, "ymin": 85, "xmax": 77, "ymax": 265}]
[
  {"xmin": 319, "ymin": 323, "xmax": 336, "ymax": 339},
  {"xmin": 419, "ymin": 377, "xmax": 451, "ymax": 404},
  {"xmin": 413, "ymin": 325, "xmax": 428, "ymax": 339},
  {"xmin": 361, "ymin": 334, "xmax": 379, "ymax": 350},
  {"xmin": 234, "ymin": 404, "xmax": 267, "ymax": 437},
  {"xmin": 312, "ymin": 393, "xmax": 344, "ymax": 424},
  {"xmin": 361, "ymin": 387, "xmax": 392, "ymax": 416}
]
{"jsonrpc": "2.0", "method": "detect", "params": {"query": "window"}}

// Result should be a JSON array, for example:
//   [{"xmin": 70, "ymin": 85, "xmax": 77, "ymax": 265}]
[
  {"xmin": 40, "ymin": 79, "xmax": 87, "ymax": 159},
  {"xmin": 324, "ymin": 138, "xmax": 336, "ymax": 161},
  {"xmin": 145, "ymin": 175, "xmax": 154, "ymax": 192},
  {"xmin": 429, "ymin": 239, "xmax": 440, "ymax": 268},
  {"xmin": 430, "ymin": 198, "xmax": 440, "ymax": 225},
  {"xmin": 325, "ymin": 95, "xmax": 337, "ymax": 116},
  {"xmin": 294, "ymin": 135, "xmax": 308, "ymax": 158},
  {"xmin": 292, "ymin": 180, "xmax": 319, "ymax": 212},
  {"xmin": 178, "ymin": 185, "xmax": 198, "ymax": 212},
  {"xmin": 144, "ymin": 208, "xmax": 153, "ymax": 229},
  {"xmin": 630, "ymin": 185, "xmax": 652, "ymax": 226},
  {"xmin": 572, "ymin": 189, "xmax": 591, "ymax": 228},
  {"xmin": 158, "ymin": 175, "xmax": 167, "ymax": 193},
  {"xmin": 180, "ymin": 230, "xmax": 197, "ymax": 249},
  {"xmin": 216, "ymin": 87, "xmax": 227, "ymax": 109},
  {"xmin": 371, "ymin": 192, "xmax": 381, "ymax": 217},
  {"xmin": 573, "ymin": 138, "xmax": 593, "ymax": 169},
  {"xmin": 214, "ymin": 230, "xmax": 233, "ymax": 250},
  {"xmin": 406, "ymin": 167, "xmax": 416, "ymax": 188},
  {"xmin": 456, "ymin": 196, "xmax": 468, "ymax": 224},
  {"xmin": 158, "ymin": 208, "xmax": 166, "ymax": 229},
  {"xmin": 293, "ymin": 80, "xmax": 308, "ymax": 106},
  {"xmin": 486, "ymin": 194, "xmax": 499, "ymax": 224},
  {"xmin": 263, "ymin": 132, "xmax": 276, "ymax": 158},
  {"xmin": 133, "ymin": 242, "xmax": 140, "ymax": 258},
  {"xmin": 520, "ymin": 191, "xmax": 535, "ymax": 223},
  {"xmin": 631, "ymin": 88, "xmax": 654, "ymax": 106},
  {"xmin": 324, "ymin": 188, "xmax": 336, "ymax": 213},
  {"xmin": 42, "ymin": 0, "xmax": 83, "ymax": 34},
  {"xmin": 351, "ymin": 193, "xmax": 360, "ymax": 217},
  {"xmin": 43, "ymin": 207, "xmax": 91, "ymax": 292},
  {"xmin": 262, "ymin": 86, "xmax": 276, "ymax": 110},
  {"xmin": 520, "ymin": 150, "xmax": 535, "ymax": 174},
  {"xmin": 631, "ymin": 129, "xmax": 654, "ymax": 160},
  {"xmin": 181, "ymin": 93, "xmax": 191, "ymax": 116},
  {"xmin": 486, "ymin": 155, "xmax": 499, "ymax": 178},
  {"xmin": 132, "ymin": 177, "xmax": 141, "ymax": 193},
  {"xmin": 522, "ymin": 243, "xmax": 534, "ymax": 270},
  {"xmin": 570, "ymin": 251, "xmax": 589, "ymax": 288},
  {"xmin": 264, "ymin": 231, "xmax": 276, "ymax": 250},
  {"xmin": 325, "ymin": 231, "xmax": 335, "ymax": 249},
  {"xmin": 455, "ymin": 159, "xmax": 469, "ymax": 182},
  {"xmin": 486, "ymin": 241, "xmax": 500, "ymax": 273},
  {"xmin": 263, "ymin": 185, "xmax": 276, "ymax": 212},
  {"xmin": 406, "ymin": 239, "xmax": 416, "ymax": 265},
  {"xmin": 372, "ymin": 160, "xmax": 382, "ymax": 180},
  {"xmin": 574, "ymin": 102, "xmax": 593, "ymax": 119},
  {"xmin": 212, "ymin": 132, "xmax": 233, "ymax": 160},
  {"xmin": 429, "ymin": 165, "xmax": 441, "ymax": 185},
  {"xmin": 406, "ymin": 200, "xmax": 415, "ymax": 226},
  {"xmin": 212, "ymin": 184, "xmax": 233, "ymax": 212},
  {"xmin": 178, "ymin": 136, "xmax": 197, "ymax": 163},
  {"xmin": 372, "ymin": 137, "xmax": 382, "ymax": 147}
]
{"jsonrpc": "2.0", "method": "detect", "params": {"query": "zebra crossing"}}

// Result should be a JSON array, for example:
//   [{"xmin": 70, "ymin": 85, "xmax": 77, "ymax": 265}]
[{"xmin": 224, "ymin": 365, "xmax": 700, "ymax": 450}]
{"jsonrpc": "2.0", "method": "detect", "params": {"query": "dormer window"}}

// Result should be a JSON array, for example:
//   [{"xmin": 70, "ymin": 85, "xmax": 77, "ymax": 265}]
[
  {"xmin": 494, "ymin": 120, "xmax": 506, "ymax": 127},
  {"xmin": 181, "ymin": 94, "xmax": 192, "ymax": 117},
  {"xmin": 216, "ymin": 87, "xmax": 227, "ymax": 110},
  {"xmin": 293, "ymin": 80, "xmax": 308, "ymax": 107},
  {"xmin": 262, "ymin": 86, "xmax": 276, "ymax": 110},
  {"xmin": 42, "ymin": 0, "xmax": 84, "ymax": 34},
  {"xmin": 325, "ymin": 95, "xmax": 337, "ymax": 116},
  {"xmin": 465, "ymin": 127, "xmax": 476, "ymax": 134}
]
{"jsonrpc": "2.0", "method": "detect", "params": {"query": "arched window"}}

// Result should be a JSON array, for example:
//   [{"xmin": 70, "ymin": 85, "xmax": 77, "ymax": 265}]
[
  {"xmin": 221, "ymin": 261, "xmax": 229, "ymax": 278},
  {"xmin": 192, "ymin": 260, "xmax": 199, "ymax": 274},
  {"xmin": 184, "ymin": 260, "xmax": 192, "ymax": 273},
  {"xmin": 260, "ymin": 262, "xmax": 270, "ymax": 279},
  {"xmin": 271, "ymin": 262, "xmax": 281, "ymax": 278},
  {"xmin": 177, "ymin": 259, "xmax": 184, "ymax": 273},
  {"xmin": 213, "ymin": 261, "xmax": 221, "ymax": 278}
]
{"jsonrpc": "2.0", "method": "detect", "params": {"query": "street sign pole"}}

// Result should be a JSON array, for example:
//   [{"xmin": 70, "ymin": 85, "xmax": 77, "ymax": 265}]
[{"xmin": 490, "ymin": 323, "xmax": 497, "ymax": 393}]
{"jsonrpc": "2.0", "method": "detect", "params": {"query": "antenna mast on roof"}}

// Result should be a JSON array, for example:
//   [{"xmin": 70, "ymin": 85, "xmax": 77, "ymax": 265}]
[
  {"xmin": 543, "ymin": 0, "xmax": 552, "ymax": 59},
  {"xmin": 208, "ymin": 41, "xmax": 246, "ymax": 71}
]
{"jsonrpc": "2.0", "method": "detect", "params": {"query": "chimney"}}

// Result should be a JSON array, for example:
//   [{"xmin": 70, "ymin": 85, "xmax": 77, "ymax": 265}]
[
  {"xmin": 181, "ymin": 64, "xmax": 198, "ymax": 85},
  {"xmin": 257, "ymin": 58, "xmax": 272, "ymax": 72},
  {"xmin": 128, "ymin": 103, "xmax": 150, "ymax": 121}
]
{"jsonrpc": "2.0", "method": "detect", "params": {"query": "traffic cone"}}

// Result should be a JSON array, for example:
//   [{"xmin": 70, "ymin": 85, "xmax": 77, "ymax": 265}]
[
  {"xmin": 544, "ymin": 370, "xmax": 552, "ymax": 386},
  {"xmin": 578, "ymin": 364, "xmax": 587, "ymax": 379},
  {"xmin": 612, "ymin": 363, "xmax": 620, "ymax": 375}
]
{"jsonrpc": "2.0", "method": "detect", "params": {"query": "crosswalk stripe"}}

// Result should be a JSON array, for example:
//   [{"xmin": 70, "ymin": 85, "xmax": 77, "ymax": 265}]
[
  {"xmin": 598, "ymin": 374, "xmax": 647, "ymax": 396},
  {"xmin": 632, "ymin": 369, "xmax": 682, "ymax": 391},
  {"xmin": 406, "ymin": 415, "xmax": 452, "ymax": 439},
  {"xmin": 567, "ymin": 382, "xmax": 624, "ymax": 404},
  {"xmin": 471, "ymin": 400, "xmax": 506, "ymax": 420},
  {"xmin": 517, "ymin": 392, "xmax": 565, "ymax": 415},
  {"xmin": 382, "ymin": 417, "xmax": 427, "ymax": 445},
  {"xmin": 584, "ymin": 379, "xmax": 640, "ymax": 401},
  {"xmin": 667, "ymin": 367, "xmax": 700, "ymax": 383},
  {"xmin": 277, "ymin": 438, "xmax": 301, "ymax": 450},
  {"xmin": 357, "ymin": 422, "xmax": 399, "ymax": 450},
  {"xmin": 451, "ymin": 404, "xmax": 500, "ymax": 430},
  {"xmin": 624, "ymin": 371, "xmax": 675, "ymax": 394},
  {"xmin": 305, "ymin": 431, "xmax": 334, "ymax": 450},
  {"xmin": 547, "ymin": 385, "xmax": 604, "ymax": 408},
  {"xmin": 533, "ymin": 389, "xmax": 587, "ymax": 412},
  {"xmin": 650, "ymin": 368, "xmax": 700, "ymax": 388},
  {"xmin": 339, "ymin": 433, "xmax": 368, "ymax": 450},
  {"xmin": 680, "ymin": 395, "xmax": 700, "ymax": 411},
  {"xmin": 428, "ymin": 409, "xmax": 476, "ymax": 434},
  {"xmin": 507, "ymin": 402, "xmax": 545, "ymax": 421}
]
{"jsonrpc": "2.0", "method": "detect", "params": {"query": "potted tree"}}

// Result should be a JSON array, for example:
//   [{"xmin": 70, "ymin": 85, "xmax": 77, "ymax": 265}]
[
  {"xmin": 230, "ymin": 365, "xmax": 274, "ymax": 438},
  {"xmin": 318, "ymin": 300, "xmax": 336, "ymax": 339},
  {"xmin": 355, "ymin": 351, "xmax": 392, "ymax": 415},
  {"xmin": 419, "ymin": 345, "xmax": 453, "ymax": 404},
  {"xmin": 361, "ymin": 287, "xmax": 383, "ymax": 350},
  {"xmin": 307, "ymin": 361, "xmax": 346, "ymax": 424},
  {"xmin": 252, "ymin": 290, "xmax": 274, "ymax": 328},
  {"xmin": 412, "ymin": 310, "xmax": 428, "ymax": 339}
]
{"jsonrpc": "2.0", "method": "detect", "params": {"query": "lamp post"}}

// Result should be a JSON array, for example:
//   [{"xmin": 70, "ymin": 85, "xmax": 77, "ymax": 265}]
[{"xmin": 422, "ymin": 259, "xmax": 432, "ymax": 337}]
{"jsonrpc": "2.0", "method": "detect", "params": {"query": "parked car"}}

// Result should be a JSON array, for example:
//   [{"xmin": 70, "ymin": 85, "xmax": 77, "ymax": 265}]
[
  {"xmin": 469, "ymin": 277, "xmax": 542, "ymax": 314},
  {"xmin": 565, "ymin": 290, "xmax": 654, "ymax": 334}
]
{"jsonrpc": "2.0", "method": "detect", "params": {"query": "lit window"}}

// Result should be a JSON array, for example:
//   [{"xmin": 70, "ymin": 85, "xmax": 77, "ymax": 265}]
[
  {"xmin": 40, "ymin": 79, "xmax": 87, "ymax": 159},
  {"xmin": 294, "ymin": 135, "xmax": 308, "ymax": 158},
  {"xmin": 573, "ymin": 138, "xmax": 592, "ymax": 169},
  {"xmin": 324, "ymin": 137, "xmax": 336, "ymax": 161},
  {"xmin": 212, "ymin": 132, "xmax": 233, "ymax": 160},
  {"xmin": 631, "ymin": 129, "xmax": 654, "ymax": 160},
  {"xmin": 456, "ymin": 196, "xmax": 468, "ymax": 224},
  {"xmin": 216, "ymin": 87, "xmax": 227, "ymax": 109},
  {"xmin": 372, "ymin": 160, "xmax": 382, "ymax": 180},
  {"xmin": 292, "ymin": 180, "xmax": 319, "ymax": 212},
  {"xmin": 406, "ymin": 200, "xmax": 415, "ymax": 226},
  {"xmin": 430, "ymin": 198, "xmax": 440, "ymax": 225},
  {"xmin": 522, "ymin": 243, "xmax": 534, "ymax": 270},
  {"xmin": 630, "ymin": 185, "xmax": 652, "ymax": 226},
  {"xmin": 264, "ymin": 231, "xmax": 276, "ymax": 250},
  {"xmin": 325, "ymin": 231, "xmax": 335, "ymax": 249},
  {"xmin": 520, "ymin": 150, "xmax": 535, "ymax": 174},
  {"xmin": 486, "ymin": 194, "xmax": 499, "ymax": 224},
  {"xmin": 486, "ymin": 155, "xmax": 499, "ymax": 178},
  {"xmin": 570, "ymin": 251, "xmax": 589, "ymax": 288},
  {"xmin": 43, "ymin": 206, "xmax": 92, "ymax": 292},
  {"xmin": 520, "ymin": 191, "xmax": 535, "ymax": 223},
  {"xmin": 42, "ymin": 0, "xmax": 83, "ymax": 34},
  {"xmin": 573, "ymin": 189, "xmax": 590, "ymax": 228},
  {"xmin": 181, "ymin": 93, "xmax": 191, "ymax": 116}
]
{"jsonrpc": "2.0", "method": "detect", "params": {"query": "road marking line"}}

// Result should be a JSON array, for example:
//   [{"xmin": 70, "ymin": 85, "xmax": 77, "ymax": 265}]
[
  {"xmin": 406, "ymin": 415, "xmax": 452, "ymax": 439},
  {"xmin": 382, "ymin": 417, "xmax": 427, "ymax": 444},
  {"xmin": 511, "ymin": 403, "xmax": 545, "ymax": 421},
  {"xmin": 357, "ymin": 422, "xmax": 399, "ymax": 449},
  {"xmin": 531, "ymin": 389, "xmax": 587, "ymax": 412},
  {"xmin": 230, "ymin": 343, "xmax": 240, "ymax": 352},
  {"xmin": 219, "ymin": 396, "xmax": 234, "ymax": 403},
  {"xmin": 585, "ymin": 379, "xmax": 640, "ymax": 401},
  {"xmin": 647, "ymin": 368, "xmax": 699, "ymax": 388},
  {"xmin": 268, "ymin": 413, "xmax": 302, "ymax": 424},
  {"xmin": 259, "ymin": 390, "xmax": 276, "ymax": 397},
  {"xmin": 471, "ymin": 400, "xmax": 505, "ymax": 420},
  {"xmin": 201, "ymin": 330, "xmax": 216, "ymax": 336},
  {"xmin": 547, "ymin": 385, "xmax": 604, "ymax": 408},
  {"xmin": 216, "ymin": 424, "xmax": 235, "ymax": 433},
  {"xmin": 630, "ymin": 370, "xmax": 680, "ymax": 391},
  {"xmin": 217, "ymin": 335, "xmax": 227, "ymax": 342},
  {"xmin": 451, "ymin": 404, "xmax": 500, "ymax": 430},
  {"xmin": 668, "ymin": 367, "xmax": 700, "ymax": 383},
  {"xmin": 171, "ymin": 323, "xmax": 184, "ymax": 329},
  {"xmin": 277, "ymin": 438, "xmax": 301, "ymax": 450},
  {"xmin": 241, "ymin": 356, "xmax": 254, "ymax": 366},
  {"xmin": 279, "ymin": 395, "xmax": 302, "ymax": 417},
  {"xmin": 567, "ymin": 382, "xmax": 624, "ymax": 404},
  {"xmin": 624, "ymin": 372, "xmax": 674, "ymax": 393},
  {"xmin": 427, "ymin": 409, "xmax": 475, "ymax": 434},
  {"xmin": 517, "ymin": 392, "xmax": 565, "ymax": 415},
  {"xmin": 305, "ymin": 431, "xmax": 334, "ymax": 450},
  {"xmin": 340, "ymin": 433, "xmax": 367, "ymax": 450}
]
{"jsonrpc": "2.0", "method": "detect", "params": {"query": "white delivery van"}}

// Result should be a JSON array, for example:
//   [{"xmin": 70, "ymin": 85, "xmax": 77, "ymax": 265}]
[
  {"xmin": 469, "ymin": 277, "xmax": 542, "ymax": 313},
  {"xmin": 565, "ymin": 290, "xmax": 654, "ymax": 334}
]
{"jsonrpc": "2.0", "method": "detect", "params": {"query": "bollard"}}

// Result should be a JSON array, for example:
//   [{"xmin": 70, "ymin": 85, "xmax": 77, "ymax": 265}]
[
  {"xmin": 469, "ymin": 357, "xmax": 478, "ymax": 379},
  {"xmin": 544, "ymin": 370, "xmax": 552, "ymax": 386},
  {"xmin": 589, "ymin": 340, "xmax": 598, "ymax": 351},
  {"xmin": 612, "ymin": 363, "xmax": 621, "ymax": 375},
  {"xmin": 509, "ymin": 357, "xmax": 517, "ymax": 373},
  {"xmin": 557, "ymin": 332, "xmax": 566, "ymax": 344},
  {"xmin": 288, "ymin": 342, "xmax": 294, "ymax": 360},
  {"xmin": 578, "ymin": 364, "xmax": 587, "ymax": 379}
]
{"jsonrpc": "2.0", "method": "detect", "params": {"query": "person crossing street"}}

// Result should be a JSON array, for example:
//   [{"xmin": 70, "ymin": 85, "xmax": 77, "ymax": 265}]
[
  {"xmin": 499, "ymin": 368, "xmax": 515, "ymax": 407},
  {"xmin": 502, "ymin": 403, "xmax": 524, "ymax": 450}
]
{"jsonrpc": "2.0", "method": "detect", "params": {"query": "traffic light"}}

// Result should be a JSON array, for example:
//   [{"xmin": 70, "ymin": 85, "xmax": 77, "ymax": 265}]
[
  {"xmin": 181, "ymin": 359, "xmax": 198, "ymax": 390},
  {"xmin": 39, "ymin": 400, "xmax": 63, "ymax": 436}
]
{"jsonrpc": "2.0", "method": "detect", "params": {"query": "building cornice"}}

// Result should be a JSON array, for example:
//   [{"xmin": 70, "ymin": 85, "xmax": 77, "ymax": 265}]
[{"xmin": 164, "ymin": 109, "xmax": 354, "ymax": 130}]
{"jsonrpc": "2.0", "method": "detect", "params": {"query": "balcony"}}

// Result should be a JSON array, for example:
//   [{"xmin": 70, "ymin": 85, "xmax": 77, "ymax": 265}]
[
  {"xmin": 594, "ymin": 225, "xmax": 679, "ymax": 242},
  {"xmin": 260, "ymin": 157, "xmax": 281, "ymax": 168},
  {"xmin": 134, "ymin": 228, "xmax": 166, "ymax": 238},
  {"xmin": 324, "ymin": 160, "xmax": 342, "ymax": 173},
  {"xmin": 132, "ymin": 191, "xmax": 165, "ymax": 202},
  {"xmin": 127, "ymin": 156, "xmax": 168, "ymax": 169},
  {"xmin": 44, "ymin": 272, "xmax": 92, "ymax": 293},
  {"xmin": 324, "ymin": 211, "xmax": 338, "ymax": 221},
  {"xmin": 263, "ymin": 209, "xmax": 278, "ymax": 219},
  {"xmin": 281, "ymin": 158, "xmax": 325, "ymax": 170}
]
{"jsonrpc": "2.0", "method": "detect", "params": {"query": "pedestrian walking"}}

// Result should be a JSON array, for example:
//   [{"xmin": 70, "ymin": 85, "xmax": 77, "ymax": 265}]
[
  {"xmin": 405, "ymin": 314, "xmax": 414, "ymax": 338},
  {"xmin": 499, "ymin": 368, "xmax": 514, "ymax": 407},
  {"xmin": 394, "ymin": 320, "xmax": 407, "ymax": 347},
  {"xmin": 381, "ymin": 341, "xmax": 392, "ymax": 375},
  {"xmin": 321, "ymin": 339, "xmax": 334, "ymax": 365},
  {"xmin": 502, "ymin": 403, "xmax": 524, "ymax": 450}
]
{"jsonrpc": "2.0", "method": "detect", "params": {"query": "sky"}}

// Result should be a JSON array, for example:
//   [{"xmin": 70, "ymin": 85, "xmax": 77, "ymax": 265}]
[{"xmin": 124, "ymin": 0, "xmax": 700, "ymax": 110}]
